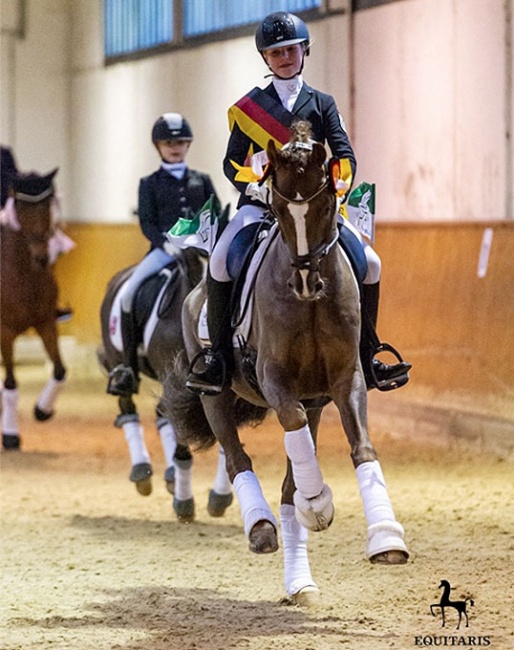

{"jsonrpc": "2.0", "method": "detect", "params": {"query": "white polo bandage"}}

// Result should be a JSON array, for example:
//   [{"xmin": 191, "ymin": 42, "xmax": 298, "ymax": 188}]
[{"xmin": 284, "ymin": 426, "xmax": 323, "ymax": 499}]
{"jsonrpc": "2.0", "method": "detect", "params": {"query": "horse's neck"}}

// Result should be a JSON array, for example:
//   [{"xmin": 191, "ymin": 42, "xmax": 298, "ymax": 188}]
[
  {"xmin": 1, "ymin": 228, "xmax": 28, "ymax": 267},
  {"xmin": 440, "ymin": 584, "xmax": 451, "ymax": 604},
  {"xmin": 182, "ymin": 249, "xmax": 205, "ymax": 289}
]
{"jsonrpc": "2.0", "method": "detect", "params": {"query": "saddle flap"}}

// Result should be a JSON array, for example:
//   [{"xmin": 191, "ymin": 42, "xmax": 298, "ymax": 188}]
[{"xmin": 108, "ymin": 264, "xmax": 177, "ymax": 354}]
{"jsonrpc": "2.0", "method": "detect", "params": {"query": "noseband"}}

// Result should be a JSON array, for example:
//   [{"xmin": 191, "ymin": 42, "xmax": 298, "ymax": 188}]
[
  {"xmin": 270, "ymin": 169, "xmax": 338, "ymax": 272},
  {"xmin": 13, "ymin": 190, "xmax": 56, "ymax": 250}
]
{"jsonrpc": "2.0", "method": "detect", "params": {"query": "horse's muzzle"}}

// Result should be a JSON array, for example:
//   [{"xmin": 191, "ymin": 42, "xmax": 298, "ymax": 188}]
[{"xmin": 288, "ymin": 268, "xmax": 325, "ymax": 301}]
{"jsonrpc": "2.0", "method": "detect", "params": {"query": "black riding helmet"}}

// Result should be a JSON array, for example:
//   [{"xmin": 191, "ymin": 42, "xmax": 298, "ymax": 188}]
[
  {"xmin": 255, "ymin": 12, "xmax": 310, "ymax": 54},
  {"xmin": 151, "ymin": 113, "xmax": 193, "ymax": 142}
]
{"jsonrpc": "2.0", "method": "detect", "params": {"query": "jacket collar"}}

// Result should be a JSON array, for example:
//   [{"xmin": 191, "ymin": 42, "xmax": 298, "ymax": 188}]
[{"xmin": 266, "ymin": 81, "xmax": 313, "ymax": 114}]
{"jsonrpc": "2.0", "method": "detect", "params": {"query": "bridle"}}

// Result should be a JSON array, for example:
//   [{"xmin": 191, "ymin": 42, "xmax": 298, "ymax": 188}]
[
  {"xmin": 269, "ymin": 163, "xmax": 338, "ymax": 273},
  {"xmin": 12, "ymin": 189, "xmax": 56, "ymax": 261}
]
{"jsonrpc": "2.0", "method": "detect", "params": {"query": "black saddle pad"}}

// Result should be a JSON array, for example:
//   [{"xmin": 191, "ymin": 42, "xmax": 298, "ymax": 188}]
[
  {"xmin": 226, "ymin": 221, "xmax": 265, "ymax": 281},
  {"xmin": 132, "ymin": 261, "xmax": 178, "ymax": 329},
  {"xmin": 338, "ymin": 224, "xmax": 368, "ymax": 285}
]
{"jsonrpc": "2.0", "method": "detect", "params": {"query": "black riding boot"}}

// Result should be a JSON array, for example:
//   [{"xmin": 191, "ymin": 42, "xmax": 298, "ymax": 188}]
[
  {"xmin": 360, "ymin": 282, "xmax": 411, "ymax": 391},
  {"xmin": 186, "ymin": 274, "xmax": 234, "ymax": 396},
  {"xmin": 107, "ymin": 311, "xmax": 140, "ymax": 396}
]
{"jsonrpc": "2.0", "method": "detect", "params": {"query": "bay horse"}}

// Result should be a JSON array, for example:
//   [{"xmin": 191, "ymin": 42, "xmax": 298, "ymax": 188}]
[
  {"xmin": 1, "ymin": 168, "xmax": 67, "ymax": 450},
  {"xmin": 98, "ymin": 249, "xmax": 234, "ymax": 522},
  {"xmin": 168, "ymin": 121, "xmax": 409, "ymax": 604}
]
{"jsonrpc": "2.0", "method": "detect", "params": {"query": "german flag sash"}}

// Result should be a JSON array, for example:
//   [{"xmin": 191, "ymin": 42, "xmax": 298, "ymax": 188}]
[{"xmin": 228, "ymin": 87, "xmax": 294, "ymax": 151}]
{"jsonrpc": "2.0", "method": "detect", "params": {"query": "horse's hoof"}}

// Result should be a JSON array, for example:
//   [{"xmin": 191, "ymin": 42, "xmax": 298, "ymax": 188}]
[
  {"xmin": 2, "ymin": 433, "xmax": 21, "ymax": 450},
  {"xmin": 34, "ymin": 406, "xmax": 54, "ymax": 421},
  {"xmin": 174, "ymin": 497, "xmax": 195, "ymax": 523},
  {"xmin": 366, "ymin": 521, "xmax": 409, "ymax": 561},
  {"xmin": 370, "ymin": 550, "xmax": 408, "ymax": 565},
  {"xmin": 249, "ymin": 520, "xmax": 279, "ymax": 554},
  {"xmin": 164, "ymin": 465, "xmax": 175, "ymax": 495},
  {"xmin": 130, "ymin": 463, "xmax": 153, "ymax": 496},
  {"xmin": 290, "ymin": 586, "xmax": 321, "ymax": 608},
  {"xmin": 207, "ymin": 489, "xmax": 233, "ymax": 517}
]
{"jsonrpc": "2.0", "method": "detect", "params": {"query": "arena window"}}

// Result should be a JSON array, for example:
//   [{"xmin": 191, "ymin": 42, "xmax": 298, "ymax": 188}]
[
  {"xmin": 104, "ymin": 0, "xmax": 331, "ymax": 63},
  {"xmin": 104, "ymin": 0, "xmax": 174, "ymax": 58},
  {"xmin": 184, "ymin": 0, "xmax": 322, "ymax": 38}
]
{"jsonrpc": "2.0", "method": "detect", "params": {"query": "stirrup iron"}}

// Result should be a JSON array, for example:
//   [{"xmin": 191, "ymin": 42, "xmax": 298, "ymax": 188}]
[{"xmin": 369, "ymin": 342, "xmax": 410, "ymax": 392}]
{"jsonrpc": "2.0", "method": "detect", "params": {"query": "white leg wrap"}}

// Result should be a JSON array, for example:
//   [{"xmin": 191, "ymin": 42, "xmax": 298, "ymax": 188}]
[
  {"xmin": 36, "ymin": 376, "xmax": 66, "ymax": 414},
  {"xmin": 355, "ymin": 460, "xmax": 396, "ymax": 526},
  {"xmin": 156, "ymin": 417, "xmax": 177, "ymax": 468},
  {"xmin": 356, "ymin": 460, "xmax": 408, "ymax": 558},
  {"xmin": 123, "ymin": 419, "xmax": 151, "ymax": 466},
  {"xmin": 1, "ymin": 388, "xmax": 19, "ymax": 434},
  {"xmin": 233, "ymin": 470, "xmax": 276, "ymax": 537},
  {"xmin": 174, "ymin": 457, "xmax": 193, "ymax": 501},
  {"xmin": 280, "ymin": 504, "xmax": 317, "ymax": 596},
  {"xmin": 284, "ymin": 426, "xmax": 324, "ymax": 499},
  {"xmin": 212, "ymin": 446, "xmax": 232, "ymax": 495}
]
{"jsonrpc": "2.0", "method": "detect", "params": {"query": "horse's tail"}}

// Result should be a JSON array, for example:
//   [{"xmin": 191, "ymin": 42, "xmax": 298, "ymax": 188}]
[
  {"xmin": 162, "ymin": 350, "xmax": 217, "ymax": 451},
  {"xmin": 162, "ymin": 350, "xmax": 269, "ymax": 451}
]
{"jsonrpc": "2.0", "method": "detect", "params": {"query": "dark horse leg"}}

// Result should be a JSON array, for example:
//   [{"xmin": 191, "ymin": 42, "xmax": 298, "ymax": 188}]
[
  {"xmin": 115, "ymin": 394, "xmax": 153, "ymax": 496},
  {"xmin": 201, "ymin": 389, "xmax": 278, "ymax": 554},
  {"xmin": 33, "ymin": 320, "xmax": 66, "ymax": 421},
  {"xmin": 1, "ymin": 329, "xmax": 21, "ymax": 449},
  {"xmin": 156, "ymin": 399, "xmax": 195, "ymax": 523}
]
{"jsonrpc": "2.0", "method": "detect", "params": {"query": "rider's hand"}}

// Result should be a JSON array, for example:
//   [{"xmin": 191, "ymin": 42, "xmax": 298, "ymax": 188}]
[{"xmin": 245, "ymin": 181, "xmax": 270, "ymax": 204}]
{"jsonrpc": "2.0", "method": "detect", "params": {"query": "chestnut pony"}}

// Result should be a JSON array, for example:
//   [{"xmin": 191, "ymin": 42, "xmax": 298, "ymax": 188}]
[{"xmin": 1, "ymin": 169, "xmax": 66, "ymax": 450}]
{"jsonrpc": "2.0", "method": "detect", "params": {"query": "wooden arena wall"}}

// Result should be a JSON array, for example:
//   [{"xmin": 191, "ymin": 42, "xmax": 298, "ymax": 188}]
[{"xmin": 54, "ymin": 220, "xmax": 514, "ymax": 430}]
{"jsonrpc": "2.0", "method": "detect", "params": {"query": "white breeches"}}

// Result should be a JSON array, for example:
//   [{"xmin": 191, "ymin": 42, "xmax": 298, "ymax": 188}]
[
  {"xmin": 210, "ymin": 204, "xmax": 381, "ymax": 284},
  {"xmin": 210, "ymin": 204, "xmax": 264, "ymax": 282},
  {"xmin": 120, "ymin": 247, "xmax": 173, "ymax": 312}
]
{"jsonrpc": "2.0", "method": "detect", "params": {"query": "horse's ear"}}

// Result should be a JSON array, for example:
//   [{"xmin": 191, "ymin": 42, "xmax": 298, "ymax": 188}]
[
  {"xmin": 267, "ymin": 140, "xmax": 279, "ymax": 166},
  {"xmin": 46, "ymin": 168, "xmax": 59, "ymax": 182},
  {"xmin": 312, "ymin": 143, "xmax": 327, "ymax": 167}
]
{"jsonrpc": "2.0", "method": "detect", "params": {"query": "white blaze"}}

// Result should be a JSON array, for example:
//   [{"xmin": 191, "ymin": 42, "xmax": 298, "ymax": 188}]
[
  {"xmin": 289, "ymin": 201, "xmax": 309, "ymax": 256},
  {"xmin": 289, "ymin": 201, "xmax": 310, "ymax": 294}
]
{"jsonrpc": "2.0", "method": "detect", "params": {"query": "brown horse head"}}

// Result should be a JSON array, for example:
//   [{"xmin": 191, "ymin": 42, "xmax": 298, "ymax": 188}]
[
  {"xmin": 10, "ymin": 168, "xmax": 58, "ymax": 268},
  {"xmin": 267, "ymin": 122, "xmax": 336, "ymax": 300}
]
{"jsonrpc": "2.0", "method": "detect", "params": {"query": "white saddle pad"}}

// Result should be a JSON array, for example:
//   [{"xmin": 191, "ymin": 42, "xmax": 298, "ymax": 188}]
[{"xmin": 197, "ymin": 224, "xmax": 277, "ymax": 348}]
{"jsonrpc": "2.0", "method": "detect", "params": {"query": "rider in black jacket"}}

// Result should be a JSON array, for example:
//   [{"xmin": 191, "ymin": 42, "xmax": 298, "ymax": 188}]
[
  {"xmin": 186, "ymin": 12, "xmax": 410, "ymax": 395},
  {"xmin": 108, "ymin": 113, "xmax": 218, "ymax": 396}
]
